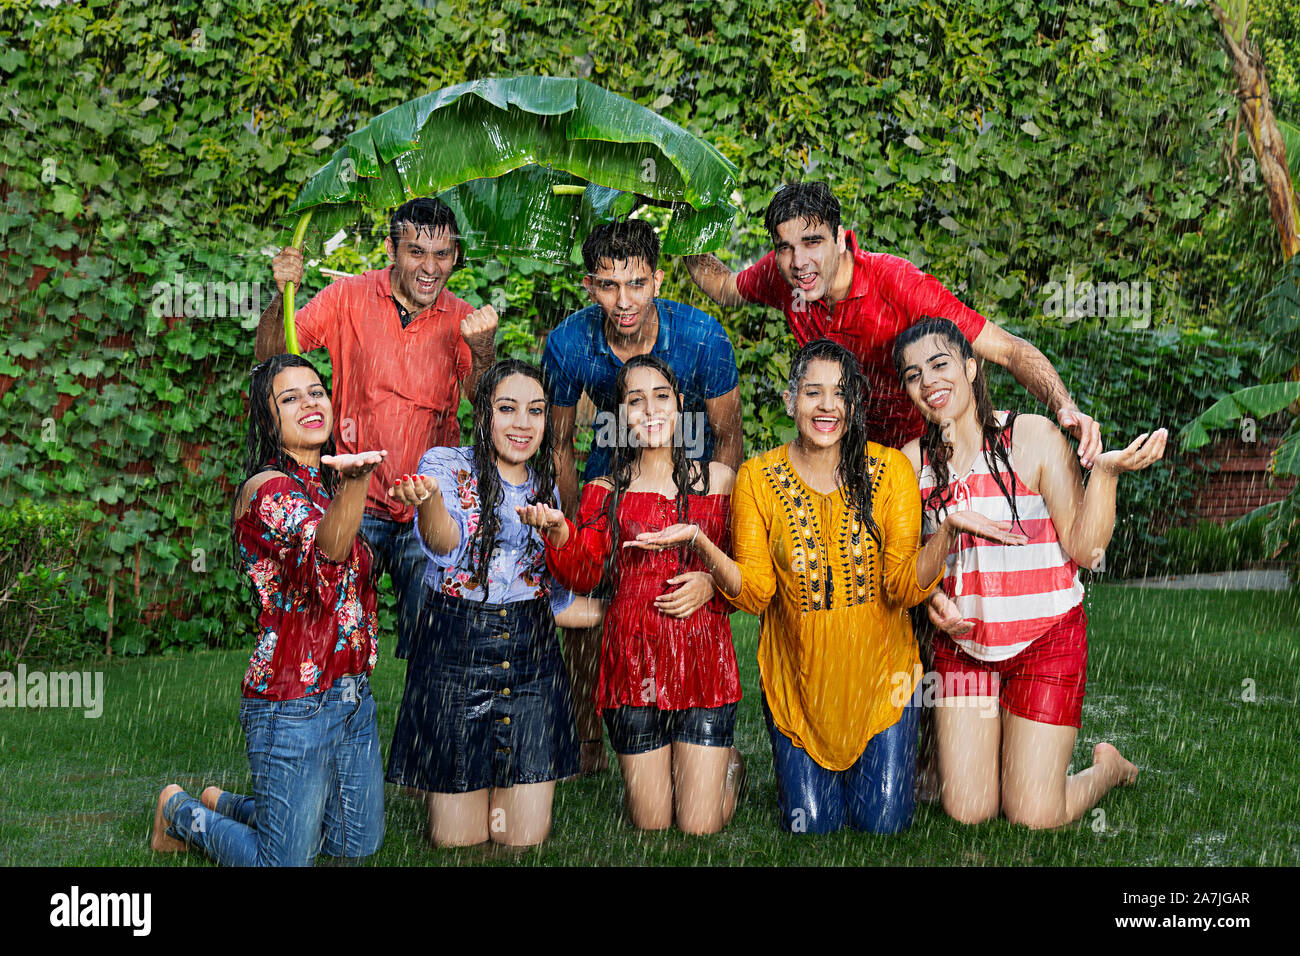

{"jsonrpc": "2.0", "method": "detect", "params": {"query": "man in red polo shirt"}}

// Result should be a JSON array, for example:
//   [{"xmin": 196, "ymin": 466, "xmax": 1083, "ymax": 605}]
[
  {"xmin": 254, "ymin": 197, "xmax": 498, "ymax": 660},
  {"xmin": 684, "ymin": 181, "xmax": 1101, "ymax": 465}
]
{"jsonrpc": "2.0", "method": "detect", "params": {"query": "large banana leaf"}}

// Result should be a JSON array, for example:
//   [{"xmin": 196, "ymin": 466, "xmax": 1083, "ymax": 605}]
[
  {"xmin": 285, "ymin": 76, "xmax": 741, "ymax": 262},
  {"xmin": 1179, "ymin": 382, "xmax": 1300, "ymax": 450}
]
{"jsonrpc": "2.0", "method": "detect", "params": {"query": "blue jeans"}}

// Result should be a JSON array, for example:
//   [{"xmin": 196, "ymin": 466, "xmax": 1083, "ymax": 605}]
[
  {"xmin": 360, "ymin": 512, "xmax": 427, "ymax": 660},
  {"xmin": 164, "ymin": 675, "xmax": 385, "ymax": 866},
  {"xmin": 762, "ymin": 686, "xmax": 920, "ymax": 835}
]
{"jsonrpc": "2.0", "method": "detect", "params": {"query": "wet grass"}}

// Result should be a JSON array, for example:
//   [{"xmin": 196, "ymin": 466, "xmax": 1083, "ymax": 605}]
[{"xmin": 2, "ymin": 584, "xmax": 1297, "ymax": 866}]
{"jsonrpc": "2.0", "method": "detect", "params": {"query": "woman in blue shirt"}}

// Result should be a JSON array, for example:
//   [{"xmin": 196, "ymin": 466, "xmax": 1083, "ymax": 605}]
[{"xmin": 385, "ymin": 359, "xmax": 600, "ymax": 848}]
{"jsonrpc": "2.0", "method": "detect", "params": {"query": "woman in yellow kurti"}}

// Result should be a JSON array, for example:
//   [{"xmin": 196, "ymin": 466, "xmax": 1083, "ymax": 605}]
[{"xmin": 631, "ymin": 339, "xmax": 1023, "ymax": 833}]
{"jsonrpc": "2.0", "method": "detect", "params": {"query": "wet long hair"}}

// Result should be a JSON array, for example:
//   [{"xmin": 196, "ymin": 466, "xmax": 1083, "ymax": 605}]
[
  {"xmin": 466, "ymin": 360, "xmax": 558, "ymax": 593},
  {"xmin": 787, "ymin": 339, "xmax": 882, "ymax": 549},
  {"xmin": 891, "ymin": 318, "xmax": 1021, "ymax": 529},
  {"xmin": 231, "ymin": 354, "xmax": 342, "ymax": 612},
  {"xmin": 235, "ymin": 353, "xmax": 338, "ymax": 505},
  {"xmin": 592, "ymin": 353, "xmax": 709, "ymax": 592}
]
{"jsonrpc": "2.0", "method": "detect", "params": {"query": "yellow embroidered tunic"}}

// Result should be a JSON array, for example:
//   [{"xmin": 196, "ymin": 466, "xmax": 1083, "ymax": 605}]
[{"xmin": 720, "ymin": 443, "xmax": 939, "ymax": 771}]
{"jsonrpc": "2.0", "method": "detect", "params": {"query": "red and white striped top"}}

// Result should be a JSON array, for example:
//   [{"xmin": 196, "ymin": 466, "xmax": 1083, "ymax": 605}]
[{"xmin": 919, "ymin": 413, "xmax": 1084, "ymax": 662}]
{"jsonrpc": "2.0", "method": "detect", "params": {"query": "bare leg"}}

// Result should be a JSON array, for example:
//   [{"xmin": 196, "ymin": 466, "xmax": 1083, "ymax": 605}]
[
  {"xmin": 200, "ymin": 786, "xmax": 223, "ymax": 811},
  {"xmin": 427, "ymin": 790, "xmax": 491, "ymax": 847},
  {"xmin": 151, "ymin": 784, "xmax": 186, "ymax": 852},
  {"xmin": 934, "ymin": 697, "xmax": 1002, "ymax": 824},
  {"xmin": 489, "ymin": 782, "xmax": 557, "ymax": 847},
  {"xmin": 670, "ymin": 742, "xmax": 733, "ymax": 835},
  {"xmin": 1000, "ymin": 713, "xmax": 1137, "ymax": 829},
  {"xmin": 562, "ymin": 624, "xmax": 608, "ymax": 775},
  {"xmin": 617, "ymin": 746, "xmax": 673, "ymax": 830}
]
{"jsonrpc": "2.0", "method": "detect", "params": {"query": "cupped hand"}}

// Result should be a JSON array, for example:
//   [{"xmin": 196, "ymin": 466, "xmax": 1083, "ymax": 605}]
[
  {"xmin": 942, "ymin": 510, "xmax": 1029, "ymax": 546},
  {"xmin": 624, "ymin": 523, "xmax": 699, "ymax": 551},
  {"xmin": 321, "ymin": 450, "xmax": 386, "ymax": 480},
  {"xmin": 388, "ymin": 473, "xmax": 439, "ymax": 506},
  {"xmin": 926, "ymin": 590, "xmax": 974, "ymax": 637},
  {"xmin": 1093, "ymin": 428, "xmax": 1167, "ymax": 476},
  {"xmin": 654, "ymin": 570, "xmax": 715, "ymax": 619}
]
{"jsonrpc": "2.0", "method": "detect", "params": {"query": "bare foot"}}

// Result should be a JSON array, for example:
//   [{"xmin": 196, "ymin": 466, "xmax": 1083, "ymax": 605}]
[
  {"xmin": 151, "ymin": 785, "xmax": 187, "ymax": 853},
  {"xmin": 200, "ymin": 786, "xmax": 224, "ymax": 812},
  {"xmin": 1094, "ymin": 742, "xmax": 1138, "ymax": 786}
]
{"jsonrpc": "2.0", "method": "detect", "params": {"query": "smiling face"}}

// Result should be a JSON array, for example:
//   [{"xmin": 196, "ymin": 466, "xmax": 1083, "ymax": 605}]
[
  {"xmin": 489, "ymin": 373, "xmax": 548, "ymax": 476},
  {"xmin": 786, "ymin": 357, "xmax": 848, "ymax": 450},
  {"xmin": 385, "ymin": 222, "xmax": 457, "ymax": 312},
  {"xmin": 270, "ymin": 365, "xmax": 332, "ymax": 458},
  {"xmin": 622, "ymin": 364, "xmax": 680, "ymax": 449},
  {"xmin": 772, "ymin": 216, "xmax": 847, "ymax": 305},
  {"xmin": 583, "ymin": 256, "xmax": 664, "ymax": 343},
  {"xmin": 899, "ymin": 334, "xmax": 978, "ymax": 425}
]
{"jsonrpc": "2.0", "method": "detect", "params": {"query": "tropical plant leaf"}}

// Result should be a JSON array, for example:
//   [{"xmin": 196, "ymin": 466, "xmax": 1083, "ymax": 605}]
[
  {"xmin": 286, "ymin": 76, "xmax": 740, "ymax": 261},
  {"xmin": 1273, "ymin": 417, "xmax": 1300, "ymax": 476},
  {"xmin": 1179, "ymin": 382, "xmax": 1300, "ymax": 450}
]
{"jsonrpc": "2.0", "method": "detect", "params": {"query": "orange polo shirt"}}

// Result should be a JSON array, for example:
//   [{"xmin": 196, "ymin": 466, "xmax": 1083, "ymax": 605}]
[{"xmin": 294, "ymin": 268, "xmax": 473, "ymax": 521}]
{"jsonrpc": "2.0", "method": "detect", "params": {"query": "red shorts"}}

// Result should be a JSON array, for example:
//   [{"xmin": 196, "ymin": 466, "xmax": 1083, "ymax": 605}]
[{"xmin": 931, "ymin": 605, "xmax": 1088, "ymax": 728}]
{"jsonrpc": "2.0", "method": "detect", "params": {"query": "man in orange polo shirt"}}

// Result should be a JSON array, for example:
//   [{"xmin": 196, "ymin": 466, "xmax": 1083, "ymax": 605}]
[{"xmin": 255, "ymin": 197, "xmax": 498, "ymax": 660}]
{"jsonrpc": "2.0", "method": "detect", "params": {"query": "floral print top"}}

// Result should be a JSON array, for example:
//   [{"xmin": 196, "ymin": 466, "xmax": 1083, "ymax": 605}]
[
  {"xmin": 416, "ymin": 446, "xmax": 573, "ymax": 617},
  {"xmin": 234, "ymin": 460, "xmax": 378, "ymax": 700}
]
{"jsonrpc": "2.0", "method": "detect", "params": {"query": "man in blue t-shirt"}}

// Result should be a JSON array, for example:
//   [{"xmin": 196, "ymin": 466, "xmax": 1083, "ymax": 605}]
[
  {"xmin": 541, "ymin": 219, "xmax": 743, "ymax": 774},
  {"xmin": 543, "ymin": 219, "xmax": 743, "ymax": 513}
]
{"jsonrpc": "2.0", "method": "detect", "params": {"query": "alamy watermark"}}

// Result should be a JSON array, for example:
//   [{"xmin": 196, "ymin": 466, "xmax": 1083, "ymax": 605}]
[
  {"xmin": 0, "ymin": 664, "xmax": 104, "ymax": 718},
  {"xmin": 590, "ymin": 408, "xmax": 706, "ymax": 458},
  {"xmin": 890, "ymin": 667, "xmax": 1001, "ymax": 718},
  {"xmin": 150, "ymin": 273, "xmax": 265, "ymax": 320},
  {"xmin": 1041, "ymin": 274, "xmax": 1152, "ymax": 327}
]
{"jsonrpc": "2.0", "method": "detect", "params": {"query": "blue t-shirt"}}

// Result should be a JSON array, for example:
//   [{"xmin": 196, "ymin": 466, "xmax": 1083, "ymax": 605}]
[{"xmin": 541, "ymin": 298, "xmax": 740, "ymax": 480}]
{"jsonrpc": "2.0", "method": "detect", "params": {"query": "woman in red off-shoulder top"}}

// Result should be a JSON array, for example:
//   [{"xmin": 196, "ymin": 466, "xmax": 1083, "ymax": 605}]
[{"xmin": 521, "ymin": 355, "xmax": 744, "ymax": 835}]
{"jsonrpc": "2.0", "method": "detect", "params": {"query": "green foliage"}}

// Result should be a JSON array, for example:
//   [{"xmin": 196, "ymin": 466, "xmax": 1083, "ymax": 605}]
[
  {"xmin": 988, "ymin": 324, "xmax": 1265, "ymax": 578},
  {"xmin": 1181, "ymin": 256, "xmax": 1300, "ymax": 565},
  {"xmin": 0, "ymin": 0, "xmax": 1279, "ymax": 655},
  {"xmin": 0, "ymin": 498, "xmax": 99, "ymax": 664},
  {"xmin": 1155, "ymin": 516, "xmax": 1272, "ymax": 576}
]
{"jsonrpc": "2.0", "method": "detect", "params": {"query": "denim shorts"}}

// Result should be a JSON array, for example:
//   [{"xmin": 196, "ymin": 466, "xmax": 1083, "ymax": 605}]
[
  {"xmin": 603, "ymin": 703, "xmax": 737, "ymax": 756},
  {"xmin": 386, "ymin": 591, "xmax": 579, "ymax": 792}
]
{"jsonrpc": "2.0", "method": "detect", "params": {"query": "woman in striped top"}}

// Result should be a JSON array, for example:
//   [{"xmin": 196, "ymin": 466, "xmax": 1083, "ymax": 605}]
[{"xmin": 894, "ymin": 318, "xmax": 1166, "ymax": 829}]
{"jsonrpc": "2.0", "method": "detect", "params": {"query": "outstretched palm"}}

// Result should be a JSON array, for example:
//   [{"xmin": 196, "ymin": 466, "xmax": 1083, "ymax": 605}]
[
  {"xmin": 1094, "ymin": 428, "xmax": 1167, "ymax": 476},
  {"xmin": 626, "ymin": 523, "xmax": 699, "ymax": 551},
  {"xmin": 321, "ymin": 451, "xmax": 386, "ymax": 480}
]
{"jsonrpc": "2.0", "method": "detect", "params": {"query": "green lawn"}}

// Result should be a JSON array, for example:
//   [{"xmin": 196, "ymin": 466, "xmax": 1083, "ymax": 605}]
[{"xmin": 2, "ymin": 584, "xmax": 1297, "ymax": 866}]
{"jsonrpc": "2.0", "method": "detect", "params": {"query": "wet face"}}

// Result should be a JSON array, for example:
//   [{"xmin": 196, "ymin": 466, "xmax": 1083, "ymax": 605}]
[
  {"xmin": 385, "ymin": 222, "xmax": 457, "ymax": 311},
  {"xmin": 490, "ymin": 373, "xmax": 547, "ymax": 471},
  {"xmin": 786, "ymin": 357, "xmax": 848, "ymax": 450},
  {"xmin": 899, "ymin": 334, "xmax": 978, "ymax": 424},
  {"xmin": 583, "ymin": 256, "xmax": 664, "ymax": 342},
  {"xmin": 622, "ymin": 364, "xmax": 680, "ymax": 449},
  {"xmin": 772, "ymin": 217, "xmax": 846, "ymax": 305},
  {"xmin": 270, "ymin": 366, "xmax": 332, "ymax": 456}
]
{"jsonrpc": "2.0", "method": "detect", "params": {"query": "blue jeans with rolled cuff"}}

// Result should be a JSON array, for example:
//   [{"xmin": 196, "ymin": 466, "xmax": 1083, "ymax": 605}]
[
  {"xmin": 762, "ymin": 684, "xmax": 920, "ymax": 835},
  {"xmin": 360, "ymin": 512, "xmax": 427, "ymax": 661},
  {"xmin": 164, "ymin": 674, "xmax": 385, "ymax": 866}
]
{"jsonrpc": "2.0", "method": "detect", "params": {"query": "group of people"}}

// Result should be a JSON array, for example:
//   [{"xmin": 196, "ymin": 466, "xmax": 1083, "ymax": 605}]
[{"xmin": 151, "ymin": 182, "xmax": 1166, "ymax": 864}]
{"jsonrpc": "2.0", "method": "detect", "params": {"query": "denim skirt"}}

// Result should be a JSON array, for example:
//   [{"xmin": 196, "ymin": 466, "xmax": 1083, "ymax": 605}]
[{"xmin": 386, "ymin": 590, "xmax": 580, "ymax": 792}]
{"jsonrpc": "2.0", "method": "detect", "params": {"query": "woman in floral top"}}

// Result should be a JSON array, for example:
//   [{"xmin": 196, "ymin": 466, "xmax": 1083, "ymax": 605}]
[
  {"xmin": 386, "ymin": 360, "xmax": 599, "ymax": 848},
  {"xmin": 150, "ymin": 353, "xmax": 388, "ymax": 866}
]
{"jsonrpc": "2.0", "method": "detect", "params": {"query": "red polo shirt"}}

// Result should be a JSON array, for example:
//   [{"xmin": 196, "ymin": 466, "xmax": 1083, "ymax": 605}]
[
  {"xmin": 294, "ymin": 268, "xmax": 473, "ymax": 521},
  {"xmin": 736, "ymin": 230, "xmax": 987, "ymax": 448}
]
